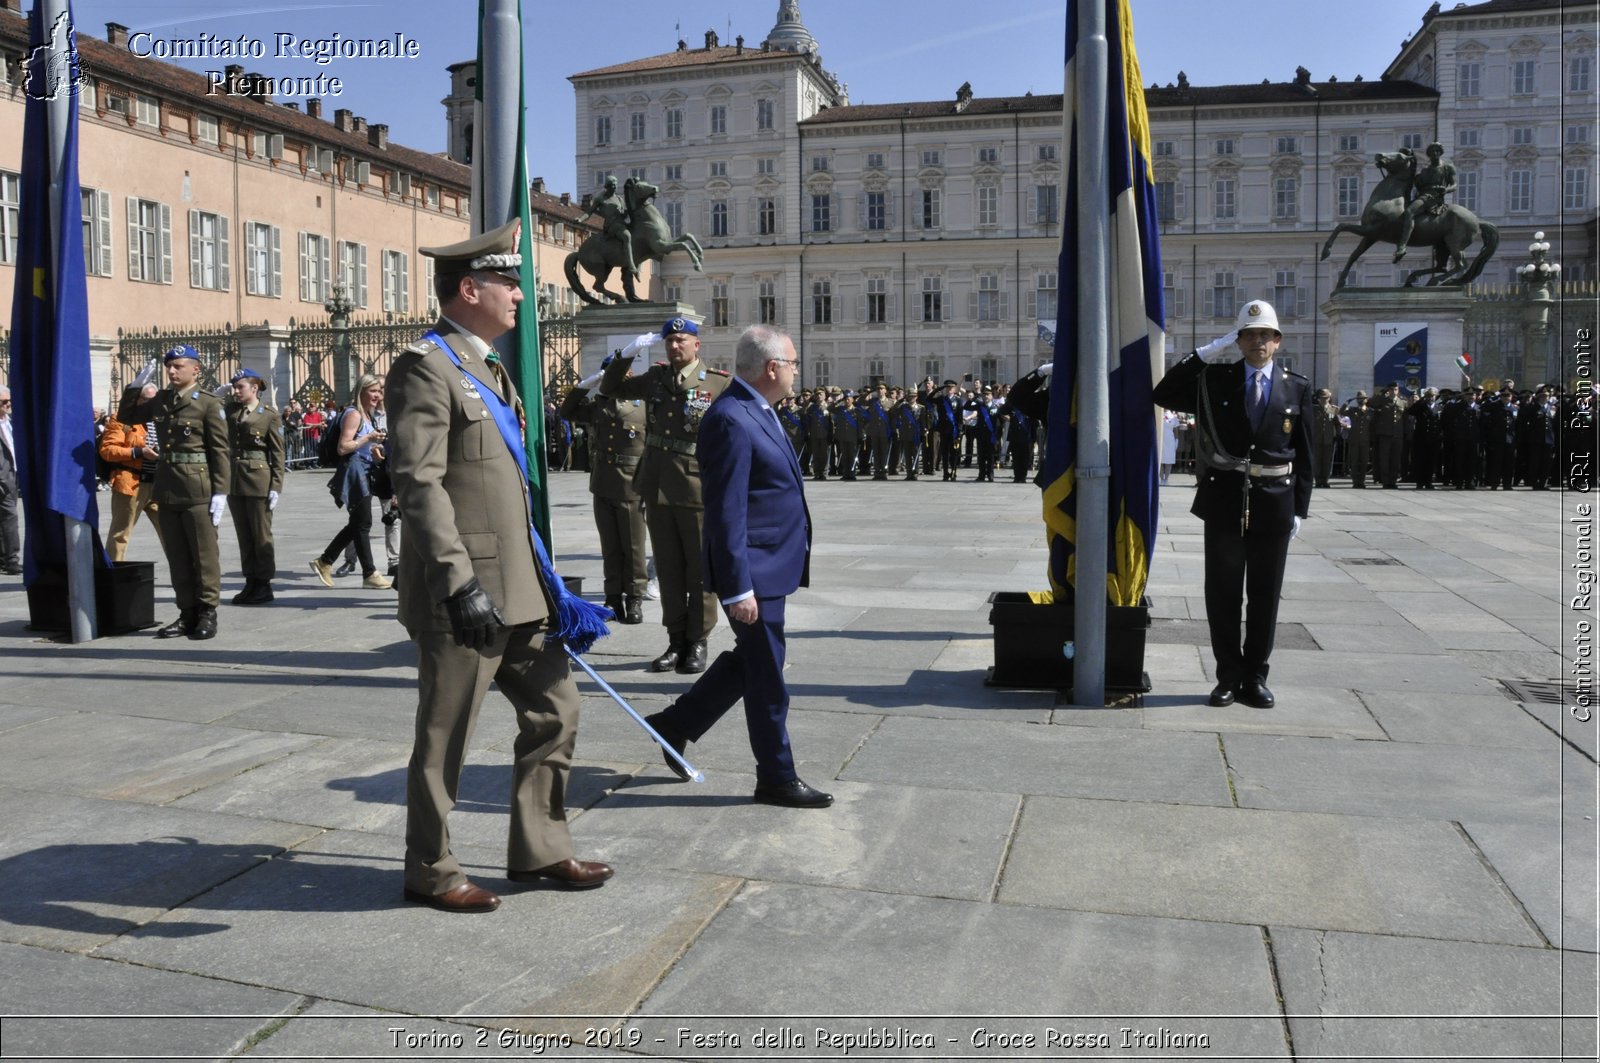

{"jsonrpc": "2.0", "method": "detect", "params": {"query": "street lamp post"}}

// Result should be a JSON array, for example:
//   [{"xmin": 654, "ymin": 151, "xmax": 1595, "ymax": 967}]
[
  {"xmin": 1517, "ymin": 231, "xmax": 1560, "ymax": 385},
  {"xmin": 324, "ymin": 283, "xmax": 356, "ymax": 402}
]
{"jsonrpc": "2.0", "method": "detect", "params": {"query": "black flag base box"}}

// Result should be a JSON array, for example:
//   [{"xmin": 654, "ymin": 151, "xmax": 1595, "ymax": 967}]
[
  {"xmin": 985, "ymin": 592, "xmax": 1152, "ymax": 693},
  {"xmin": 26, "ymin": 561, "xmax": 157, "ymax": 636}
]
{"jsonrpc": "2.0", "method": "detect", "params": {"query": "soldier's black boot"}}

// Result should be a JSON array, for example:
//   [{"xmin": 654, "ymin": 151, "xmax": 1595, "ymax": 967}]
[
  {"xmin": 245, "ymin": 581, "xmax": 275, "ymax": 605},
  {"xmin": 622, "ymin": 595, "xmax": 644, "ymax": 625},
  {"xmin": 189, "ymin": 605, "xmax": 218, "ymax": 640},
  {"xmin": 156, "ymin": 608, "xmax": 196, "ymax": 639},
  {"xmin": 676, "ymin": 640, "xmax": 708, "ymax": 674},
  {"xmin": 231, "ymin": 580, "xmax": 256, "ymax": 605},
  {"xmin": 649, "ymin": 643, "xmax": 682, "ymax": 672}
]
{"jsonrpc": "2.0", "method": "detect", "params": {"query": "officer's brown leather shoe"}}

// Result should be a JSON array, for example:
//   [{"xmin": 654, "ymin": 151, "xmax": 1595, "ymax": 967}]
[
  {"xmin": 676, "ymin": 639, "xmax": 708, "ymax": 674},
  {"xmin": 649, "ymin": 644, "xmax": 681, "ymax": 672},
  {"xmin": 403, "ymin": 881, "xmax": 501, "ymax": 913},
  {"xmin": 507, "ymin": 858, "xmax": 614, "ymax": 890}
]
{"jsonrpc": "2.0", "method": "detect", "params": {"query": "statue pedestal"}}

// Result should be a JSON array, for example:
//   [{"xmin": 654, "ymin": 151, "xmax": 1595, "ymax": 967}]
[
  {"xmin": 573, "ymin": 303, "xmax": 700, "ymax": 379},
  {"xmin": 1323, "ymin": 287, "xmax": 1476, "ymax": 397}
]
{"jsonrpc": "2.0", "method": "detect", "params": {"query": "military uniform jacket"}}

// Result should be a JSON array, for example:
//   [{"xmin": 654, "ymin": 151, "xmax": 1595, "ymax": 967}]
[
  {"xmin": 802, "ymin": 401, "xmax": 832, "ymax": 442},
  {"xmin": 601, "ymin": 355, "xmax": 731, "ymax": 509},
  {"xmin": 1311, "ymin": 403, "xmax": 1341, "ymax": 449},
  {"xmin": 1407, "ymin": 399, "xmax": 1442, "ymax": 444},
  {"xmin": 1151, "ymin": 354, "xmax": 1314, "ymax": 532},
  {"xmin": 863, "ymin": 400, "xmax": 892, "ymax": 442},
  {"xmin": 894, "ymin": 400, "xmax": 924, "ymax": 443},
  {"xmin": 1344, "ymin": 404, "xmax": 1373, "ymax": 445},
  {"xmin": 119, "ymin": 385, "xmax": 230, "ymax": 505},
  {"xmin": 560, "ymin": 385, "xmax": 645, "ymax": 503},
  {"xmin": 831, "ymin": 404, "xmax": 862, "ymax": 447},
  {"xmin": 225, "ymin": 401, "xmax": 285, "ymax": 497},
  {"xmin": 1371, "ymin": 396, "xmax": 1405, "ymax": 437},
  {"xmin": 386, "ymin": 321, "xmax": 552, "ymax": 632}
]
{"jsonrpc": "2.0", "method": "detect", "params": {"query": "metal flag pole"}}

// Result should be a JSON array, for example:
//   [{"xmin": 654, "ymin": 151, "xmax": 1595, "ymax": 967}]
[{"xmin": 564, "ymin": 646, "xmax": 706, "ymax": 783}]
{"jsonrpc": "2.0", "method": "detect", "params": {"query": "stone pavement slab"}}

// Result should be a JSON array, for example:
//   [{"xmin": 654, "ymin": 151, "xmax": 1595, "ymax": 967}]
[
  {"xmin": 998, "ymin": 796, "xmax": 1542, "ymax": 945},
  {"xmin": 0, "ymin": 940, "xmax": 301, "ymax": 1061},
  {"xmin": 1223, "ymin": 733, "xmax": 1570, "ymax": 826},
  {"xmin": 0, "ymin": 702, "xmax": 66, "ymax": 733},
  {"xmin": 1271, "ymin": 927, "xmax": 1593, "ymax": 1060},
  {"xmin": 637, "ymin": 880, "xmax": 1290, "ymax": 1056},
  {"xmin": 0, "ymin": 789, "xmax": 318, "ymax": 951},
  {"xmin": 1518, "ymin": 695, "xmax": 1598, "ymax": 760},
  {"xmin": 579, "ymin": 772, "xmax": 1017, "ymax": 901},
  {"xmin": 95, "ymin": 829, "xmax": 742, "ymax": 1020},
  {"xmin": 1358, "ymin": 689, "xmax": 1564, "ymax": 750},
  {"xmin": 840, "ymin": 715, "xmax": 1233, "ymax": 806},
  {"xmin": 1138, "ymin": 684, "xmax": 1389, "ymax": 740}
]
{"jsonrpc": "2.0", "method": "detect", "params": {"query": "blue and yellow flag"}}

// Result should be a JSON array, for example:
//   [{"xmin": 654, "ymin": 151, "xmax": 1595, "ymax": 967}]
[{"xmin": 1044, "ymin": 0, "xmax": 1165, "ymax": 607}]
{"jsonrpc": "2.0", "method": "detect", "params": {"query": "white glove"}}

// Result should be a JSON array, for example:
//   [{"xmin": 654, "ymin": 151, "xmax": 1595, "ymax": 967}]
[
  {"xmin": 267, "ymin": 490, "xmax": 279, "ymax": 511},
  {"xmin": 576, "ymin": 370, "xmax": 603, "ymax": 390},
  {"xmin": 619, "ymin": 332, "xmax": 659, "ymax": 360},
  {"xmin": 1036, "ymin": 361, "xmax": 1055, "ymax": 377},
  {"xmin": 1290, "ymin": 516, "xmax": 1303, "ymax": 540},
  {"xmin": 209, "ymin": 494, "xmax": 226, "ymax": 526},
  {"xmin": 1197, "ymin": 330, "xmax": 1239, "ymax": 361},
  {"xmin": 132, "ymin": 359, "xmax": 160, "ymax": 390}
]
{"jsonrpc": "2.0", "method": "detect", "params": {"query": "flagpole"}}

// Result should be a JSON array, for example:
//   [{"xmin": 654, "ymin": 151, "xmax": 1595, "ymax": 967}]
[
  {"xmin": 1071, "ymin": 0, "xmax": 1110, "ymax": 708},
  {"xmin": 44, "ymin": 0, "xmax": 96, "ymax": 642},
  {"xmin": 477, "ymin": 0, "xmax": 519, "ymax": 234}
]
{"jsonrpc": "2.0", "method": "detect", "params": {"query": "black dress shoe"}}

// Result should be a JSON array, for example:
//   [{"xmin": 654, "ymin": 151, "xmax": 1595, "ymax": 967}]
[
  {"xmin": 644, "ymin": 710, "xmax": 691, "ymax": 780},
  {"xmin": 230, "ymin": 580, "xmax": 257, "ymax": 605},
  {"xmin": 649, "ymin": 644, "xmax": 681, "ymax": 672},
  {"xmin": 1207, "ymin": 682, "xmax": 1236, "ymax": 707},
  {"xmin": 507, "ymin": 858, "xmax": 614, "ymax": 889},
  {"xmin": 754, "ymin": 778, "xmax": 834, "ymax": 808},
  {"xmin": 622, "ymin": 595, "xmax": 644, "ymax": 624},
  {"xmin": 156, "ymin": 609, "xmax": 195, "ymax": 639},
  {"xmin": 676, "ymin": 639, "xmax": 708, "ymax": 674},
  {"xmin": 189, "ymin": 606, "xmax": 218, "ymax": 640},
  {"xmin": 0, "ymin": 563, "xmax": 21, "ymax": 576},
  {"xmin": 1236, "ymin": 680, "xmax": 1275, "ymax": 709},
  {"xmin": 403, "ymin": 881, "xmax": 501, "ymax": 913}
]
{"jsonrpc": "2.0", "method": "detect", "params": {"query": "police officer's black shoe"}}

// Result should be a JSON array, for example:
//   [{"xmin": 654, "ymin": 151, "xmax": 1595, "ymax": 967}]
[
  {"xmin": 189, "ymin": 606, "xmax": 218, "ymax": 641},
  {"xmin": 649, "ymin": 644, "xmax": 681, "ymax": 672},
  {"xmin": 676, "ymin": 639, "xmax": 708, "ymax": 674},
  {"xmin": 156, "ymin": 608, "xmax": 195, "ymax": 639},
  {"xmin": 622, "ymin": 595, "xmax": 644, "ymax": 625},
  {"xmin": 1236, "ymin": 680, "xmax": 1275, "ymax": 709},
  {"xmin": 1207, "ymin": 681, "xmax": 1236, "ymax": 707}
]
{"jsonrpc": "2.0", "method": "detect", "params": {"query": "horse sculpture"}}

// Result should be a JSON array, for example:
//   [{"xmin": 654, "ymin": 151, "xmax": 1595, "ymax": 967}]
[
  {"xmin": 1321, "ymin": 150, "xmax": 1498, "ymax": 289},
  {"xmin": 565, "ymin": 178, "xmax": 705, "ymax": 305}
]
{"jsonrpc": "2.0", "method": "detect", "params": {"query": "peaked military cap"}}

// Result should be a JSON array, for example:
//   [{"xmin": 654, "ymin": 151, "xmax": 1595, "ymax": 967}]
[{"xmin": 419, "ymin": 217, "xmax": 521, "ymax": 281}]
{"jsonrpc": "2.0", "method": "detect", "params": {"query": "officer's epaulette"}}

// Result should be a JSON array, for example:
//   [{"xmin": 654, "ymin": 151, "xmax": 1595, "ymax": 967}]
[
  {"xmin": 1284, "ymin": 367, "xmax": 1309, "ymax": 381},
  {"xmin": 707, "ymin": 368, "xmax": 730, "ymax": 377},
  {"xmin": 405, "ymin": 336, "xmax": 442, "ymax": 357}
]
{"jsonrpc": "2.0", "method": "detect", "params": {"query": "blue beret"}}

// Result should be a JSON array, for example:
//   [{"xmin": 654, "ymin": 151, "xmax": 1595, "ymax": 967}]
[
  {"xmin": 661, "ymin": 317, "xmax": 699, "ymax": 337},
  {"xmin": 163, "ymin": 345, "xmax": 200, "ymax": 364},
  {"xmin": 600, "ymin": 353, "xmax": 615, "ymax": 369},
  {"xmin": 230, "ymin": 368, "xmax": 263, "ymax": 384}
]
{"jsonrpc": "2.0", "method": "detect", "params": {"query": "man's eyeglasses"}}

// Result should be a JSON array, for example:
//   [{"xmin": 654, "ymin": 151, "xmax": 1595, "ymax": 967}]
[{"xmin": 768, "ymin": 358, "xmax": 798, "ymax": 368}]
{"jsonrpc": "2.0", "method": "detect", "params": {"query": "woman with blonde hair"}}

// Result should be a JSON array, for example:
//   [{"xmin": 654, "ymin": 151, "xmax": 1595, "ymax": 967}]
[{"xmin": 310, "ymin": 374, "xmax": 392, "ymax": 589}]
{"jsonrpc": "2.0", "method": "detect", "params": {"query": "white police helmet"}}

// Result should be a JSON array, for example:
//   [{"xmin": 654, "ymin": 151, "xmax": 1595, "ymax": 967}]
[{"xmin": 1234, "ymin": 300, "xmax": 1282, "ymax": 336}]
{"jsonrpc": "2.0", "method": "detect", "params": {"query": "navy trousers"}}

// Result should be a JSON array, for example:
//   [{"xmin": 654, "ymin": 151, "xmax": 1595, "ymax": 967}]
[{"xmin": 659, "ymin": 595, "xmax": 796, "ymax": 785}]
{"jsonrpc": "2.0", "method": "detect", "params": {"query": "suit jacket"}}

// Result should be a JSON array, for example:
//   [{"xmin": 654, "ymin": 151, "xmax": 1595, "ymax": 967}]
[
  {"xmin": 119, "ymin": 385, "xmax": 230, "ymax": 505},
  {"xmin": 601, "ymin": 355, "xmax": 731, "ymax": 508},
  {"xmin": 224, "ymin": 401, "xmax": 286, "ymax": 497},
  {"xmin": 386, "ymin": 320, "xmax": 552, "ymax": 632},
  {"xmin": 0, "ymin": 420, "xmax": 15, "ymax": 496},
  {"xmin": 696, "ymin": 381, "xmax": 812, "ymax": 602},
  {"xmin": 1151, "ymin": 354, "xmax": 1313, "ymax": 533}
]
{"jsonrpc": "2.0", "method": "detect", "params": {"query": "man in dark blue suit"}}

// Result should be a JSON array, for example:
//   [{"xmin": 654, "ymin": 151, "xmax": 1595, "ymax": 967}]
[
  {"xmin": 645, "ymin": 326, "xmax": 831, "ymax": 808},
  {"xmin": 1152, "ymin": 300, "xmax": 1314, "ymax": 710}
]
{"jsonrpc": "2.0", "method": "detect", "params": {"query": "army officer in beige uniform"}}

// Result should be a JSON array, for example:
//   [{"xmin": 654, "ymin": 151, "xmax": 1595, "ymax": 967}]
[
  {"xmin": 560, "ymin": 356, "xmax": 648, "ymax": 624},
  {"xmin": 601, "ymin": 318, "xmax": 731, "ymax": 674},
  {"xmin": 387, "ymin": 219, "xmax": 612, "ymax": 914},
  {"xmin": 119, "ymin": 345, "xmax": 230, "ymax": 640},
  {"xmin": 223, "ymin": 368, "xmax": 285, "ymax": 605}
]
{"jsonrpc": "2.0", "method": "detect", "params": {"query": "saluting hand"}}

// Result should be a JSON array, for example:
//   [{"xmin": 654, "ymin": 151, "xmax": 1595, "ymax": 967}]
[{"xmin": 1198, "ymin": 330, "xmax": 1240, "ymax": 361}]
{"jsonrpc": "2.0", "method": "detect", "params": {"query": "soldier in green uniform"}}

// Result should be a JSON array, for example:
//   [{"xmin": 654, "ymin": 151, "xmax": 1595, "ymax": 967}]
[
  {"xmin": 863, "ymin": 384, "xmax": 893, "ymax": 480},
  {"xmin": 1371, "ymin": 382, "xmax": 1406, "ymax": 488},
  {"xmin": 1309, "ymin": 388, "xmax": 1339, "ymax": 490},
  {"xmin": 223, "ymin": 368, "xmax": 285, "ymax": 604},
  {"xmin": 560, "ymin": 354, "xmax": 648, "ymax": 624},
  {"xmin": 602, "ymin": 317, "xmax": 731, "ymax": 674},
  {"xmin": 831, "ymin": 391, "xmax": 863, "ymax": 481},
  {"xmin": 801, "ymin": 389, "xmax": 832, "ymax": 481},
  {"xmin": 119, "ymin": 345, "xmax": 230, "ymax": 639},
  {"xmin": 1343, "ymin": 390, "xmax": 1372, "ymax": 487},
  {"xmin": 893, "ymin": 388, "xmax": 924, "ymax": 480}
]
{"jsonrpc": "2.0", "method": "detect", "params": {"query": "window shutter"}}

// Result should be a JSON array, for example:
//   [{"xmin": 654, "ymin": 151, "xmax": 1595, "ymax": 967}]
[
  {"xmin": 270, "ymin": 226, "xmax": 282, "ymax": 297},
  {"xmin": 356, "ymin": 244, "xmax": 368, "ymax": 308},
  {"xmin": 1235, "ymin": 286, "xmax": 1248, "ymax": 312},
  {"xmin": 1175, "ymin": 288, "xmax": 1186, "ymax": 318},
  {"xmin": 967, "ymin": 291, "xmax": 978, "ymax": 320},
  {"xmin": 1297, "ymin": 286, "xmax": 1308, "ymax": 315},
  {"xmin": 158, "ymin": 204, "xmax": 172, "ymax": 284},
  {"xmin": 858, "ymin": 194, "xmax": 868, "ymax": 228},
  {"xmin": 999, "ymin": 292, "xmax": 1010, "ymax": 321},
  {"xmin": 1026, "ymin": 189, "xmax": 1038, "ymax": 224},
  {"xmin": 299, "ymin": 232, "xmax": 310, "ymax": 301},
  {"xmin": 245, "ymin": 223, "xmax": 259, "ymax": 294},
  {"xmin": 1026, "ymin": 290, "xmax": 1036, "ymax": 318},
  {"xmin": 217, "ymin": 214, "xmax": 229, "ymax": 291},
  {"xmin": 399, "ymin": 254, "xmax": 409, "ymax": 313},
  {"xmin": 1202, "ymin": 288, "xmax": 1214, "ymax": 317},
  {"xmin": 381, "ymin": 251, "xmax": 394, "ymax": 313},
  {"xmin": 837, "ymin": 293, "xmax": 850, "ymax": 323},
  {"xmin": 321, "ymin": 240, "xmax": 332, "ymax": 303},
  {"xmin": 911, "ymin": 290, "xmax": 923, "ymax": 322},
  {"xmin": 1175, "ymin": 182, "xmax": 1186, "ymax": 218},
  {"xmin": 125, "ymin": 197, "xmax": 139, "ymax": 277},
  {"xmin": 95, "ymin": 190, "xmax": 111, "ymax": 276},
  {"xmin": 886, "ymin": 293, "xmax": 896, "ymax": 323},
  {"xmin": 857, "ymin": 289, "xmax": 868, "ymax": 324},
  {"xmin": 188, "ymin": 209, "xmax": 202, "ymax": 288}
]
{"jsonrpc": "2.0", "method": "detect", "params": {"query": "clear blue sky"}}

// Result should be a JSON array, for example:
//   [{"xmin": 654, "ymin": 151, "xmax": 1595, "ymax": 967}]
[{"xmin": 69, "ymin": 0, "xmax": 1434, "ymax": 191}]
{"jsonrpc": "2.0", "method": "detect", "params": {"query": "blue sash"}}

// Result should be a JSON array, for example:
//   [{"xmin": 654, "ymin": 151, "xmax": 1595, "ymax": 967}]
[{"xmin": 426, "ymin": 331, "xmax": 611, "ymax": 652}]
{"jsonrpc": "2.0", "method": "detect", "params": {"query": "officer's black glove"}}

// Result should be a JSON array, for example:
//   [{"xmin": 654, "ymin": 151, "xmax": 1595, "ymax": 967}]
[{"xmin": 442, "ymin": 577, "xmax": 505, "ymax": 650}]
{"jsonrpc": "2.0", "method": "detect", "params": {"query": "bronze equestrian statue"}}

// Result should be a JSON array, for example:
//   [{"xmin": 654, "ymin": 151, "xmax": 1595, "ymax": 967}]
[
  {"xmin": 566, "ymin": 178, "xmax": 706, "ymax": 305},
  {"xmin": 1321, "ymin": 148, "xmax": 1498, "ymax": 289}
]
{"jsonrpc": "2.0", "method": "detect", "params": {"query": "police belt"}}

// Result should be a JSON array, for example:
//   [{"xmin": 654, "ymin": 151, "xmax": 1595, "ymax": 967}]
[
  {"xmin": 645, "ymin": 433, "xmax": 697, "ymax": 456},
  {"xmin": 163, "ymin": 452, "xmax": 210, "ymax": 465},
  {"xmin": 1202, "ymin": 454, "xmax": 1293, "ymax": 478},
  {"xmin": 611, "ymin": 453, "xmax": 641, "ymax": 469}
]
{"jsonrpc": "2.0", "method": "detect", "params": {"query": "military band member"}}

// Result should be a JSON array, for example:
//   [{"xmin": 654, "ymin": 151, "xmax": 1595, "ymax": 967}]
[
  {"xmin": 119, "ymin": 346, "xmax": 230, "ymax": 639},
  {"xmin": 389, "ymin": 218, "xmax": 613, "ymax": 913},
  {"xmin": 221, "ymin": 369, "xmax": 285, "ymax": 604},
  {"xmin": 602, "ymin": 317, "xmax": 731, "ymax": 674},
  {"xmin": 561, "ymin": 355, "xmax": 648, "ymax": 624}
]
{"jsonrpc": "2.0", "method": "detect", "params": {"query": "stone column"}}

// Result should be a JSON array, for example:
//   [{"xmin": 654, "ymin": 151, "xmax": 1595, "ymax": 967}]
[{"xmin": 236, "ymin": 324, "xmax": 293, "ymax": 409}]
